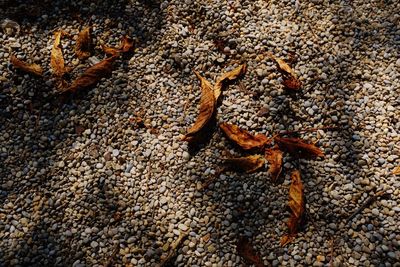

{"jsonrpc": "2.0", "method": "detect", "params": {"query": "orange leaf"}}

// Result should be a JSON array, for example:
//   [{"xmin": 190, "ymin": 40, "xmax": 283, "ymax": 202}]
[
  {"xmin": 281, "ymin": 170, "xmax": 305, "ymax": 246},
  {"xmin": 282, "ymin": 76, "xmax": 301, "ymax": 90},
  {"xmin": 182, "ymin": 71, "xmax": 216, "ymax": 142},
  {"xmin": 224, "ymin": 155, "xmax": 265, "ymax": 173},
  {"xmin": 75, "ymin": 27, "xmax": 92, "ymax": 60},
  {"xmin": 214, "ymin": 64, "xmax": 246, "ymax": 100},
  {"xmin": 10, "ymin": 55, "xmax": 43, "ymax": 76},
  {"xmin": 59, "ymin": 56, "xmax": 116, "ymax": 93},
  {"xmin": 237, "ymin": 237, "xmax": 265, "ymax": 267},
  {"xmin": 102, "ymin": 36, "xmax": 134, "ymax": 57},
  {"xmin": 50, "ymin": 30, "xmax": 67, "ymax": 77},
  {"xmin": 268, "ymin": 53, "xmax": 297, "ymax": 78},
  {"xmin": 274, "ymin": 136, "xmax": 324, "ymax": 158},
  {"xmin": 220, "ymin": 123, "xmax": 270, "ymax": 150},
  {"xmin": 393, "ymin": 166, "xmax": 400, "ymax": 175},
  {"xmin": 265, "ymin": 146, "xmax": 283, "ymax": 182}
]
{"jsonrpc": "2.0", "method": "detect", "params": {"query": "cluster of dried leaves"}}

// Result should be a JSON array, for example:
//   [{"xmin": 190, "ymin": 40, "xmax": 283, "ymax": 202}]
[
  {"xmin": 182, "ymin": 56, "xmax": 323, "ymax": 264},
  {"xmin": 10, "ymin": 26, "xmax": 134, "ymax": 94}
]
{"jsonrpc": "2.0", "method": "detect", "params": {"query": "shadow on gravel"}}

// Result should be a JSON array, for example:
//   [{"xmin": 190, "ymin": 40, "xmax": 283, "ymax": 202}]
[{"xmin": 0, "ymin": 0, "xmax": 166, "ymax": 266}]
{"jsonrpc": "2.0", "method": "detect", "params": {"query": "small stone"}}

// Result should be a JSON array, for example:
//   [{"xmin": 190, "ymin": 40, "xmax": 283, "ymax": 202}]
[
  {"xmin": 90, "ymin": 241, "xmax": 98, "ymax": 248},
  {"xmin": 96, "ymin": 163, "xmax": 103, "ymax": 169},
  {"xmin": 178, "ymin": 223, "xmax": 188, "ymax": 231},
  {"xmin": 112, "ymin": 149, "xmax": 120, "ymax": 157},
  {"xmin": 159, "ymin": 186, "xmax": 166, "ymax": 194}
]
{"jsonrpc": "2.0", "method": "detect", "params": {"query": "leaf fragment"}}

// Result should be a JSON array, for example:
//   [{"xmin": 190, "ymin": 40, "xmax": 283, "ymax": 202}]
[
  {"xmin": 102, "ymin": 36, "xmax": 134, "ymax": 57},
  {"xmin": 214, "ymin": 64, "xmax": 246, "ymax": 100},
  {"xmin": 268, "ymin": 52, "xmax": 301, "ymax": 90},
  {"xmin": 393, "ymin": 166, "xmax": 400, "ymax": 175},
  {"xmin": 75, "ymin": 27, "xmax": 92, "ymax": 60},
  {"xmin": 220, "ymin": 123, "xmax": 270, "ymax": 150},
  {"xmin": 268, "ymin": 53, "xmax": 296, "ymax": 77},
  {"xmin": 50, "ymin": 30, "xmax": 67, "ymax": 77},
  {"xmin": 265, "ymin": 146, "xmax": 283, "ymax": 182},
  {"xmin": 224, "ymin": 155, "xmax": 265, "ymax": 173},
  {"xmin": 10, "ymin": 55, "xmax": 43, "ymax": 76},
  {"xmin": 237, "ymin": 236, "xmax": 265, "ymax": 267},
  {"xmin": 282, "ymin": 76, "xmax": 301, "ymax": 90},
  {"xmin": 182, "ymin": 71, "xmax": 216, "ymax": 142},
  {"xmin": 281, "ymin": 170, "xmax": 305, "ymax": 246},
  {"xmin": 59, "ymin": 56, "xmax": 116, "ymax": 93},
  {"xmin": 275, "ymin": 136, "xmax": 324, "ymax": 158}
]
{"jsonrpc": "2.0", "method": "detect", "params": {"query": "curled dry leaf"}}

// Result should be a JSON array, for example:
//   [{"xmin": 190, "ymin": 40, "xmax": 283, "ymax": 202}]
[
  {"xmin": 50, "ymin": 30, "xmax": 67, "ymax": 77},
  {"xmin": 224, "ymin": 155, "xmax": 265, "ymax": 173},
  {"xmin": 268, "ymin": 52, "xmax": 296, "ymax": 77},
  {"xmin": 282, "ymin": 76, "xmax": 301, "ymax": 90},
  {"xmin": 265, "ymin": 145, "xmax": 283, "ymax": 182},
  {"xmin": 220, "ymin": 123, "xmax": 270, "ymax": 150},
  {"xmin": 59, "ymin": 56, "xmax": 116, "ymax": 93},
  {"xmin": 102, "ymin": 36, "xmax": 134, "ymax": 57},
  {"xmin": 275, "ymin": 136, "xmax": 324, "ymax": 159},
  {"xmin": 75, "ymin": 27, "xmax": 92, "ymax": 60},
  {"xmin": 281, "ymin": 170, "xmax": 305, "ymax": 246},
  {"xmin": 10, "ymin": 55, "xmax": 43, "ymax": 76},
  {"xmin": 182, "ymin": 71, "xmax": 216, "ymax": 142},
  {"xmin": 237, "ymin": 236, "xmax": 265, "ymax": 267},
  {"xmin": 214, "ymin": 64, "xmax": 247, "ymax": 100},
  {"xmin": 393, "ymin": 166, "xmax": 400, "ymax": 175},
  {"xmin": 268, "ymin": 52, "xmax": 301, "ymax": 90}
]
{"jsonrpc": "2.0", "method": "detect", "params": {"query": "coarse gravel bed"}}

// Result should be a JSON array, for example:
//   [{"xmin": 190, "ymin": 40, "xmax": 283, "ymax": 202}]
[{"xmin": 0, "ymin": 0, "xmax": 399, "ymax": 266}]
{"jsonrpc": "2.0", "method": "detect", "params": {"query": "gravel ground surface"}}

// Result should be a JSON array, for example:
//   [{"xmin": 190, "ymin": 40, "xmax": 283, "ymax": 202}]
[{"xmin": 1, "ymin": 0, "xmax": 400, "ymax": 266}]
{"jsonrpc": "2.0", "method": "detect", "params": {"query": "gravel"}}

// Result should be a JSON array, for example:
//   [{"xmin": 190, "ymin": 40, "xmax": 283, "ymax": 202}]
[{"xmin": 0, "ymin": 0, "xmax": 399, "ymax": 266}]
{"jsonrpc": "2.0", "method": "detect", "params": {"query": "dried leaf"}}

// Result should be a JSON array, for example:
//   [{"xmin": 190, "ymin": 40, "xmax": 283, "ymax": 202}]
[
  {"xmin": 282, "ymin": 76, "xmax": 301, "ymax": 90},
  {"xmin": 393, "ymin": 166, "xmax": 400, "ymax": 175},
  {"xmin": 265, "ymin": 146, "xmax": 283, "ymax": 182},
  {"xmin": 10, "ymin": 55, "xmax": 43, "ymax": 76},
  {"xmin": 237, "ymin": 236, "xmax": 265, "ymax": 267},
  {"xmin": 75, "ymin": 27, "xmax": 92, "ymax": 60},
  {"xmin": 281, "ymin": 170, "xmax": 305, "ymax": 246},
  {"xmin": 182, "ymin": 71, "xmax": 216, "ymax": 142},
  {"xmin": 224, "ymin": 155, "xmax": 265, "ymax": 173},
  {"xmin": 268, "ymin": 53, "xmax": 296, "ymax": 78},
  {"xmin": 102, "ymin": 36, "xmax": 134, "ymax": 57},
  {"xmin": 59, "ymin": 56, "xmax": 116, "ymax": 93},
  {"xmin": 214, "ymin": 64, "xmax": 246, "ymax": 100},
  {"xmin": 268, "ymin": 53, "xmax": 301, "ymax": 90},
  {"xmin": 220, "ymin": 123, "xmax": 270, "ymax": 150},
  {"xmin": 50, "ymin": 30, "xmax": 67, "ymax": 77},
  {"xmin": 275, "ymin": 136, "xmax": 324, "ymax": 158}
]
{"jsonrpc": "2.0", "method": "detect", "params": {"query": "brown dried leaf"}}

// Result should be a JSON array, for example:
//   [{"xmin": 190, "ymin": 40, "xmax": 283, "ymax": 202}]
[
  {"xmin": 393, "ymin": 166, "xmax": 400, "ymax": 175},
  {"xmin": 281, "ymin": 170, "xmax": 305, "ymax": 246},
  {"xmin": 182, "ymin": 71, "xmax": 216, "ymax": 142},
  {"xmin": 268, "ymin": 53, "xmax": 296, "ymax": 78},
  {"xmin": 265, "ymin": 146, "xmax": 283, "ymax": 182},
  {"xmin": 59, "ymin": 56, "xmax": 116, "ymax": 93},
  {"xmin": 220, "ymin": 123, "xmax": 270, "ymax": 150},
  {"xmin": 214, "ymin": 64, "xmax": 247, "ymax": 100},
  {"xmin": 10, "ymin": 55, "xmax": 43, "ymax": 76},
  {"xmin": 50, "ymin": 30, "xmax": 67, "ymax": 77},
  {"xmin": 275, "ymin": 136, "xmax": 324, "ymax": 158},
  {"xmin": 282, "ymin": 76, "xmax": 301, "ymax": 90},
  {"xmin": 224, "ymin": 155, "xmax": 265, "ymax": 173},
  {"xmin": 75, "ymin": 27, "xmax": 92, "ymax": 60},
  {"xmin": 237, "ymin": 236, "xmax": 265, "ymax": 267},
  {"xmin": 102, "ymin": 36, "xmax": 134, "ymax": 57}
]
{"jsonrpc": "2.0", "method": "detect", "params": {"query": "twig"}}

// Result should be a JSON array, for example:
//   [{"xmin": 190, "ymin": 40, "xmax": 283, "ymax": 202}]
[
  {"xmin": 278, "ymin": 126, "xmax": 340, "ymax": 136},
  {"xmin": 346, "ymin": 191, "xmax": 388, "ymax": 224},
  {"xmin": 104, "ymin": 242, "xmax": 119, "ymax": 267},
  {"xmin": 158, "ymin": 231, "xmax": 189, "ymax": 267},
  {"xmin": 329, "ymin": 237, "xmax": 334, "ymax": 267}
]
